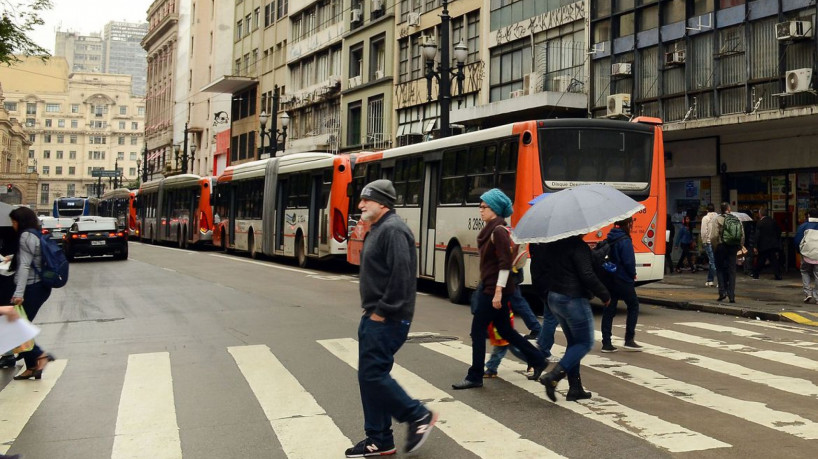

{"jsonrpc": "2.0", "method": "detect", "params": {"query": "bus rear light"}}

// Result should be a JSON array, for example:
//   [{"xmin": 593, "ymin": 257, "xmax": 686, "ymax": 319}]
[
  {"xmin": 332, "ymin": 208, "xmax": 347, "ymax": 242},
  {"xmin": 199, "ymin": 210, "xmax": 210, "ymax": 233},
  {"xmin": 41, "ymin": 229, "xmax": 50, "ymax": 235},
  {"xmin": 641, "ymin": 213, "xmax": 658, "ymax": 253}
]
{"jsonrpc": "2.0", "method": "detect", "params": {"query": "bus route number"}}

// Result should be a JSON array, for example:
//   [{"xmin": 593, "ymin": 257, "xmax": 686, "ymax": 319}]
[{"xmin": 468, "ymin": 218, "xmax": 485, "ymax": 231}]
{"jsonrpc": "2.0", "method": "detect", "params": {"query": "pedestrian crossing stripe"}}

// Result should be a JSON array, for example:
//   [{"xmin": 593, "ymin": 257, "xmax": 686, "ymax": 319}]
[
  {"xmin": 679, "ymin": 322, "xmax": 818, "ymax": 351},
  {"xmin": 742, "ymin": 320, "xmax": 818, "ymax": 334},
  {"xmin": 422, "ymin": 341, "xmax": 730, "ymax": 453},
  {"xmin": 318, "ymin": 338, "xmax": 565, "ymax": 458},
  {"xmin": 228, "ymin": 345, "xmax": 352, "ymax": 459},
  {"xmin": 0, "ymin": 359, "xmax": 67, "ymax": 455}
]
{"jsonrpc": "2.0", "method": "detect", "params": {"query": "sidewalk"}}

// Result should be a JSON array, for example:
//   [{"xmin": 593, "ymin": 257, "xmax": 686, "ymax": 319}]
[{"xmin": 636, "ymin": 268, "xmax": 818, "ymax": 327}]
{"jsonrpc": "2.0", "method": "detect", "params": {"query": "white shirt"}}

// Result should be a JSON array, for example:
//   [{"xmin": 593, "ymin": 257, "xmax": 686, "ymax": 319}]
[{"xmin": 700, "ymin": 211, "xmax": 718, "ymax": 244}]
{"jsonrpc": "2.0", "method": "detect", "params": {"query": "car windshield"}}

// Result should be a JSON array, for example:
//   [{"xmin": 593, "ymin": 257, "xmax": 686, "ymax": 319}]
[{"xmin": 76, "ymin": 222, "xmax": 116, "ymax": 231}]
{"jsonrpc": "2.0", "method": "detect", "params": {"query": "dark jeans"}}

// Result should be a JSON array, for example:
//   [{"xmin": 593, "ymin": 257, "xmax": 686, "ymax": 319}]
[
  {"xmin": 19, "ymin": 282, "xmax": 52, "ymax": 369},
  {"xmin": 601, "ymin": 279, "xmax": 640, "ymax": 344},
  {"xmin": 715, "ymin": 245, "xmax": 738, "ymax": 301},
  {"xmin": 466, "ymin": 292, "xmax": 545, "ymax": 382},
  {"xmin": 676, "ymin": 245, "xmax": 695, "ymax": 271},
  {"xmin": 357, "ymin": 316, "xmax": 426, "ymax": 445},
  {"xmin": 472, "ymin": 282, "xmax": 541, "ymax": 335},
  {"xmin": 536, "ymin": 294, "xmax": 559, "ymax": 358},
  {"xmin": 546, "ymin": 291, "xmax": 594, "ymax": 378},
  {"xmin": 752, "ymin": 249, "xmax": 781, "ymax": 279}
]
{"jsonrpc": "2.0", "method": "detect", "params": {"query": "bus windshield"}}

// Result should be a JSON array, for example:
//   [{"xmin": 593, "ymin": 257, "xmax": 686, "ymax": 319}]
[
  {"xmin": 538, "ymin": 127, "xmax": 654, "ymax": 195},
  {"xmin": 55, "ymin": 198, "xmax": 88, "ymax": 217}
]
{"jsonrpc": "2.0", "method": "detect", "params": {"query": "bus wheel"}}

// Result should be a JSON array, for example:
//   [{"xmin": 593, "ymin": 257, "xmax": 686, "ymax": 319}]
[
  {"xmin": 295, "ymin": 233, "xmax": 307, "ymax": 268},
  {"xmin": 248, "ymin": 231, "xmax": 258, "ymax": 259},
  {"xmin": 446, "ymin": 247, "xmax": 468, "ymax": 304}
]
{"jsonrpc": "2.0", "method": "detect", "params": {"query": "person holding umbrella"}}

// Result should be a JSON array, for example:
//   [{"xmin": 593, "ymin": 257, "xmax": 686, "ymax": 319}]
[
  {"xmin": 451, "ymin": 189, "xmax": 546, "ymax": 390},
  {"xmin": 513, "ymin": 184, "xmax": 642, "ymax": 402}
]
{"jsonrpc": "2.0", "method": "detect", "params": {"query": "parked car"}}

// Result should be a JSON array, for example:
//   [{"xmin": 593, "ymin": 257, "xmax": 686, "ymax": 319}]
[
  {"xmin": 63, "ymin": 217, "xmax": 128, "ymax": 261},
  {"xmin": 38, "ymin": 217, "xmax": 75, "ymax": 248}
]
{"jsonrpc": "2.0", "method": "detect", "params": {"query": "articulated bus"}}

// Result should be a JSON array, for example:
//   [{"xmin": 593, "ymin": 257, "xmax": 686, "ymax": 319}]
[
  {"xmin": 99, "ymin": 188, "xmax": 133, "ymax": 233},
  {"xmin": 137, "ymin": 174, "xmax": 216, "ymax": 248},
  {"xmin": 347, "ymin": 118, "xmax": 666, "ymax": 303},
  {"xmin": 212, "ymin": 152, "xmax": 354, "ymax": 266},
  {"xmin": 53, "ymin": 197, "xmax": 99, "ymax": 218}
]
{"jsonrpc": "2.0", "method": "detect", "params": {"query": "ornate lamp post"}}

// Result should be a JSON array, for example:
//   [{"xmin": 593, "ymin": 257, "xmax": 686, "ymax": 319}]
[
  {"xmin": 259, "ymin": 103, "xmax": 290, "ymax": 158},
  {"xmin": 423, "ymin": 0, "xmax": 467, "ymax": 139}
]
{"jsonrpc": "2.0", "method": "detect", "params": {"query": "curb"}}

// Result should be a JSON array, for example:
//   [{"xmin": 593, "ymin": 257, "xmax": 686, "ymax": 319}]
[{"xmin": 638, "ymin": 295, "xmax": 783, "ymax": 322}]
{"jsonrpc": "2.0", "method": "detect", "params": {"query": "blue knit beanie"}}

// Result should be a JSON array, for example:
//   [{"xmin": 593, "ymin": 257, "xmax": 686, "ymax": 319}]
[{"xmin": 480, "ymin": 188, "xmax": 513, "ymax": 218}]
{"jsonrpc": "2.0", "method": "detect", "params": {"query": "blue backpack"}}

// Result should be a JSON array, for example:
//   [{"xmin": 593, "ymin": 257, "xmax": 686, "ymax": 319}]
[{"xmin": 26, "ymin": 229, "xmax": 69, "ymax": 288}]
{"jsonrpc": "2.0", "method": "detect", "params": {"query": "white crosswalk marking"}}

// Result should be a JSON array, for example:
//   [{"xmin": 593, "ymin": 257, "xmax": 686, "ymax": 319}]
[
  {"xmin": 112, "ymin": 352, "xmax": 181, "ymax": 459},
  {"xmin": 422, "ymin": 341, "xmax": 730, "ymax": 453},
  {"xmin": 0, "ymin": 360, "xmax": 67, "ymax": 455},
  {"xmin": 228, "ymin": 345, "xmax": 352, "ymax": 459},
  {"xmin": 679, "ymin": 322, "xmax": 818, "ymax": 351},
  {"xmin": 647, "ymin": 329, "xmax": 818, "ymax": 371},
  {"xmin": 318, "ymin": 338, "xmax": 565, "ymax": 458},
  {"xmin": 555, "ymin": 344, "xmax": 818, "ymax": 439},
  {"xmin": 602, "ymin": 330, "xmax": 818, "ymax": 398},
  {"xmin": 741, "ymin": 320, "xmax": 818, "ymax": 335}
]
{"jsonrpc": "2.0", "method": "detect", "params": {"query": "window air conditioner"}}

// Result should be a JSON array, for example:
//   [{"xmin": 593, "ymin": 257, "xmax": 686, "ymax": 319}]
[
  {"xmin": 785, "ymin": 68, "xmax": 813, "ymax": 94},
  {"xmin": 665, "ymin": 49, "xmax": 685, "ymax": 66},
  {"xmin": 372, "ymin": 0, "xmax": 384, "ymax": 12},
  {"xmin": 776, "ymin": 20, "xmax": 813, "ymax": 41},
  {"xmin": 611, "ymin": 62, "xmax": 632, "ymax": 76},
  {"xmin": 374, "ymin": 70, "xmax": 385, "ymax": 79},
  {"xmin": 407, "ymin": 12, "xmax": 421, "ymax": 27},
  {"xmin": 509, "ymin": 89, "xmax": 525, "ymax": 98},
  {"xmin": 351, "ymin": 8, "xmax": 362, "ymax": 23},
  {"xmin": 522, "ymin": 72, "xmax": 542, "ymax": 95},
  {"xmin": 348, "ymin": 75, "xmax": 362, "ymax": 88},
  {"xmin": 607, "ymin": 94, "xmax": 631, "ymax": 117},
  {"xmin": 551, "ymin": 76, "xmax": 572, "ymax": 93}
]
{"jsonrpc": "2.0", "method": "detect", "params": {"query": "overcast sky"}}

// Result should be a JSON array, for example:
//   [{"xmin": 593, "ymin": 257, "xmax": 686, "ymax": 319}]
[{"xmin": 30, "ymin": 0, "xmax": 153, "ymax": 54}]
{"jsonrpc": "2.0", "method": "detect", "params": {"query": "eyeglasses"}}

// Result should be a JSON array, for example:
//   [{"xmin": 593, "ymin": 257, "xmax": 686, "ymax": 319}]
[{"xmin": 478, "ymin": 204, "xmax": 490, "ymax": 209}]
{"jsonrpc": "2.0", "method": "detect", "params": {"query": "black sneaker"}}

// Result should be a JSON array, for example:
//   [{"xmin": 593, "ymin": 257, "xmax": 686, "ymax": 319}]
[
  {"xmin": 405, "ymin": 410, "xmax": 438, "ymax": 453},
  {"xmin": 345, "ymin": 438, "xmax": 396, "ymax": 457},
  {"xmin": 524, "ymin": 330, "xmax": 540, "ymax": 340},
  {"xmin": 623, "ymin": 341, "xmax": 643, "ymax": 352},
  {"xmin": 0, "ymin": 355, "xmax": 17, "ymax": 369},
  {"xmin": 601, "ymin": 343, "xmax": 618, "ymax": 353}
]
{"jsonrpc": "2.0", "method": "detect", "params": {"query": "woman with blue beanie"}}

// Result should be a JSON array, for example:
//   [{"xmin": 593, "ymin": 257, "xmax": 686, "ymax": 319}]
[{"xmin": 452, "ymin": 189, "xmax": 546, "ymax": 390}]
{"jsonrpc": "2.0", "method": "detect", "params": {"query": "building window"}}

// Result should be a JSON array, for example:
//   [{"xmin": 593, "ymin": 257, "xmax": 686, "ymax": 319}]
[
  {"xmin": 130, "ymin": 152, "xmax": 137, "ymax": 160},
  {"xmin": 131, "ymin": 137, "xmax": 138, "ymax": 145},
  {"xmin": 56, "ymin": 150, "xmax": 63, "ymax": 159},
  {"xmin": 71, "ymin": 119, "xmax": 78, "ymax": 128},
  {"xmin": 57, "ymin": 134, "xmax": 64, "ymax": 143},
  {"xmin": 119, "ymin": 121, "xmax": 126, "ymax": 129},
  {"xmin": 489, "ymin": 41, "xmax": 532, "ymax": 102},
  {"xmin": 26, "ymin": 103, "xmax": 36, "ymax": 115},
  {"xmin": 28, "ymin": 134, "xmax": 35, "ymax": 142},
  {"xmin": 3, "ymin": 102, "xmax": 17, "ymax": 111},
  {"xmin": 117, "ymin": 151, "xmax": 125, "ymax": 160},
  {"xmin": 366, "ymin": 96, "xmax": 384, "ymax": 147},
  {"xmin": 28, "ymin": 149, "xmax": 34, "ymax": 158},
  {"xmin": 70, "ymin": 135, "xmax": 77, "ymax": 144},
  {"xmin": 40, "ymin": 184, "xmax": 49, "ymax": 204},
  {"xmin": 138, "ymin": 106, "xmax": 145, "ymax": 116},
  {"xmin": 120, "ymin": 106, "xmax": 127, "ymax": 115},
  {"xmin": 43, "ymin": 150, "xmax": 51, "ymax": 159},
  {"xmin": 370, "ymin": 35, "xmax": 385, "ymax": 81},
  {"xmin": 44, "ymin": 134, "xmax": 52, "ymax": 143},
  {"xmin": 131, "ymin": 122, "xmax": 138, "ymax": 130},
  {"xmin": 67, "ymin": 183, "xmax": 75, "ymax": 195},
  {"xmin": 42, "ymin": 166, "xmax": 50, "ymax": 176},
  {"xmin": 55, "ymin": 166, "xmax": 63, "ymax": 175},
  {"xmin": 69, "ymin": 151, "xmax": 76, "ymax": 159},
  {"xmin": 254, "ymin": 7, "xmax": 260, "ymax": 29},
  {"xmin": 57, "ymin": 119, "xmax": 65, "ymax": 128},
  {"xmin": 347, "ymin": 101, "xmax": 362, "ymax": 146},
  {"xmin": 129, "ymin": 167, "xmax": 137, "ymax": 176},
  {"xmin": 118, "ymin": 137, "xmax": 125, "ymax": 145},
  {"xmin": 236, "ymin": 20, "xmax": 243, "ymax": 40},
  {"xmin": 45, "ymin": 119, "xmax": 52, "ymax": 127},
  {"xmin": 277, "ymin": 0, "xmax": 288, "ymax": 19},
  {"xmin": 90, "ymin": 136, "xmax": 106, "ymax": 144},
  {"xmin": 410, "ymin": 35, "xmax": 422, "ymax": 80},
  {"xmin": 71, "ymin": 104, "xmax": 79, "ymax": 113},
  {"xmin": 349, "ymin": 43, "xmax": 363, "ymax": 78},
  {"xmin": 466, "ymin": 12, "xmax": 480, "ymax": 64}
]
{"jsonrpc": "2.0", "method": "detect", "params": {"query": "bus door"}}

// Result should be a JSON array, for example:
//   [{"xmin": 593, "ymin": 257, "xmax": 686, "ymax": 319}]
[
  {"xmin": 419, "ymin": 159, "xmax": 440, "ymax": 277},
  {"xmin": 307, "ymin": 173, "xmax": 322, "ymax": 256},
  {"xmin": 228, "ymin": 184, "xmax": 237, "ymax": 246},
  {"xmin": 275, "ymin": 179, "xmax": 289, "ymax": 251},
  {"xmin": 262, "ymin": 159, "xmax": 280, "ymax": 255},
  {"xmin": 187, "ymin": 189, "xmax": 197, "ymax": 243}
]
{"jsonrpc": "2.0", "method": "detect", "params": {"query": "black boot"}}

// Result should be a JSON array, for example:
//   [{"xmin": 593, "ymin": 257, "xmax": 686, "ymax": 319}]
[
  {"xmin": 538, "ymin": 364, "xmax": 566, "ymax": 402},
  {"xmin": 565, "ymin": 372, "xmax": 592, "ymax": 402},
  {"xmin": 0, "ymin": 354, "xmax": 17, "ymax": 369}
]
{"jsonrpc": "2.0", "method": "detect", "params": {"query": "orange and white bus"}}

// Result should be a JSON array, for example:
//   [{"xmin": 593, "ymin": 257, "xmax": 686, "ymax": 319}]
[
  {"xmin": 99, "ymin": 188, "xmax": 138, "ymax": 236},
  {"xmin": 137, "ymin": 174, "xmax": 216, "ymax": 248},
  {"xmin": 347, "ymin": 118, "xmax": 666, "ymax": 303},
  {"xmin": 212, "ymin": 152, "xmax": 354, "ymax": 266}
]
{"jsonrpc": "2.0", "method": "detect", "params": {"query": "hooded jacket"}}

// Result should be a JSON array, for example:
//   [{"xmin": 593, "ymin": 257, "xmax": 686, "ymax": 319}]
[
  {"xmin": 540, "ymin": 236, "xmax": 610, "ymax": 302},
  {"xmin": 607, "ymin": 227, "xmax": 637, "ymax": 284}
]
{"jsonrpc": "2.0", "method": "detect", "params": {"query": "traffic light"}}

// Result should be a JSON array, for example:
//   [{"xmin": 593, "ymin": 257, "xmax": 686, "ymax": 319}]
[{"xmin": 5, "ymin": 184, "xmax": 11, "ymax": 192}]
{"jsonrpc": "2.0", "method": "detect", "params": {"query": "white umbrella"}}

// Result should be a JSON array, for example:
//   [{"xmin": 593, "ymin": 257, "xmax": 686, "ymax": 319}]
[
  {"xmin": 730, "ymin": 211, "xmax": 752, "ymax": 222},
  {"xmin": 512, "ymin": 184, "xmax": 644, "ymax": 244}
]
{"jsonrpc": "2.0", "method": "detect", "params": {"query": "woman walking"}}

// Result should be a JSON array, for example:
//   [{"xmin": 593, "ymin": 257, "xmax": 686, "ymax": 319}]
[
  {"xmin": 9, "ymin": 207, "xmax": 55, "ymax": 380},
  {"xmin": 675, "ymin": 215, "xmax": 697, "ymax": 272},
  {"xmin": 452, "ymin": 189, "xmax": 546, "ymax": 390},
  {"xmin": 537, "ymin": 235, "xmax": 610, "ymax": 402}
]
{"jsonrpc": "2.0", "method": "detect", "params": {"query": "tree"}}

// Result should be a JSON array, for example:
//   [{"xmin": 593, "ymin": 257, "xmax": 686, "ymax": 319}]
[{"xmin": 0, "ymin": 0, "xmax": 53, "ymax": 66}]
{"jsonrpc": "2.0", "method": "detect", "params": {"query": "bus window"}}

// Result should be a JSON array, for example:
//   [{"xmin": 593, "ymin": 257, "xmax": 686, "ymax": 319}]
[
  {"xmin": 440, "ymin": 149, "xmax": 467, "ymax": 204},
  {"xmin": 466, "ymin": 144, "xmax": 493, "ymax": 204},
  {"xmin": 497, "ymin": 140, "xmax": 517, "ymax": 201}
]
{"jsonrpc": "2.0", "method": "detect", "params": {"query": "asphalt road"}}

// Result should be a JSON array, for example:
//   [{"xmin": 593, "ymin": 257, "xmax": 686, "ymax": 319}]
[{"xmin": 2, "ymin": 242, "xmax": 817, "ymax": 458}]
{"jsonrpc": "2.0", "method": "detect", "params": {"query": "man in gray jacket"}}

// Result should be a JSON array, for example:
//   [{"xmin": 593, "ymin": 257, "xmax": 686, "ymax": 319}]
[{"xmin": 346, "ymin": 179, "xmax": 437, "ymax": 458}]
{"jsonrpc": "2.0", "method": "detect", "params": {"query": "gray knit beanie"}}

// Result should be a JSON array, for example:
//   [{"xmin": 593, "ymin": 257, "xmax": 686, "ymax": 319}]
[{"xmin": 360, "ymin": 179, "xmax": 396, "ymax": 208}]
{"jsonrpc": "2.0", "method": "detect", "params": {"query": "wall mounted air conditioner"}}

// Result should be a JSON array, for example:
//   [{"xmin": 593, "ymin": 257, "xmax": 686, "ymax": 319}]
[
  {"xmin": 607, "ymin": 94, "xmax": 631, "ymax": 117},
  {"xmin": 785, "ymin": 68, "xmax": 813, "ymax": 94},
  {"xmin": 665, "ymin": 49, "xmax": 686, "ymax": 65},
  {"xmin": 327, "ymin": 75, "xmax": 341, "ymax": 87},
  {"xmin": 509, "ymin": 89, "xmax": 525, "ymax": 98},
  {"xmin": 374, "ymin": 70, "xmax": 385, "ymax": 79},
  {"xmin": 776, "ymin": 20, "xmax": 813, "ymax": 40},
  {"xmin": 348, "ymin": 75, "xmax": 362, "ymax": 88},
  {"xmin": 351, "ymin": 8, "xmax": 362, "ymax": 23},
  {"xmin": 407, "ymin": 12, "xmax": 421, "ymax": 27},
  {"xmin": 372, "ymin": 0, "xmax": 385, "ymax": 12},
  {"xmin": 611, "ymin": 62, "xmax": 632, "ymax": 76},
  {"xmin": 522, "ymin": 72, "xmax": 542, "ymax": 95},
  {"xmin": 551, "ymin": 76, "xmax": 572, "ymax": 93}
]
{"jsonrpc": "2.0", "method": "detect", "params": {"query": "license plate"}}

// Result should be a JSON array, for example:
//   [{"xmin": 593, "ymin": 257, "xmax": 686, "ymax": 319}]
[{"xmin": 91, "ymin": 240, "xmax": 106, "ymax": 246}]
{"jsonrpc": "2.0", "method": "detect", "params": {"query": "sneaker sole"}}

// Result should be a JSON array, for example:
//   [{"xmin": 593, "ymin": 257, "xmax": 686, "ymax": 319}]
[
  {"xmin": 623, "ymin": 347, "xmax": 642, "ymax": 352},
  {"xmin": 600, "ymin": 349, "xmax": 617, "ymax": 353},
  {"xmin": 345, "ymin": 447, "xmax": 397, "ymax": 458},
  {"xmin": 406, "ymin": 411, "xmax": 439, "ymax": 454}
]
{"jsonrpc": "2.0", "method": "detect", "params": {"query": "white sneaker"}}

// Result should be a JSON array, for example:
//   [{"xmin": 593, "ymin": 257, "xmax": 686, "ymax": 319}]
[
  {"xmin": 705, "ymin": 281, "xmax": 713, "ymax": 287},
  {"xmin": 804, "ymin": 295, "xmax": 814, "ymax": 304}
]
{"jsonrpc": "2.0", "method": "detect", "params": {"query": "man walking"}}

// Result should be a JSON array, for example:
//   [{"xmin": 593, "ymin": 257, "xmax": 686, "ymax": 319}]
[
  {"xmin": 700, "ymin": 203, "xmax": 718, "ymax": 287},
  {"xmin": 752, "ymin": 207, "xmax": 782, "ymax": 280},
  {"xmin": 794, "ymin": 209, "xmax": 818, "ymax": 304},
  {"xmin": 711, "ymin": 202, "xmax": 744, "ymax": 303},
  {"xmin": 346, "ymin": 179, "xmax": 437, "ymax": 457}
]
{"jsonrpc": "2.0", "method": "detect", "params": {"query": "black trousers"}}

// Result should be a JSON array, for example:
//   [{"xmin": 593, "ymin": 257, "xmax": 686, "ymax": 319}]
[
  {"xmin": 715, "ymin": 245, "xmax": 738, "ymax": 301},
  {"xmin": 752, "ymin": 249, "xmax": 781, "ymax": 279}
]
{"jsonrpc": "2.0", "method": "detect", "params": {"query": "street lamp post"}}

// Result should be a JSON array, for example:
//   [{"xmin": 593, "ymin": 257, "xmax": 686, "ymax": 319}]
[
  {"xmin": 142, "ymin": 143, "xmax": 149, "ymax": 183},
  {"xmin": 259, "ymin": 85, "xmax": 290, "ymax": 158},
  {"xmin": 423, "ymin": 0, "xmax": 468, "ymax": 139}
]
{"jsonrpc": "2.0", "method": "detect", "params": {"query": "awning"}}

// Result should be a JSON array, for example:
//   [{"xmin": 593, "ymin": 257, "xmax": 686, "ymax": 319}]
[{"xmin": 200, "ymin": 75, "xmax": 257, "ymax": 94}]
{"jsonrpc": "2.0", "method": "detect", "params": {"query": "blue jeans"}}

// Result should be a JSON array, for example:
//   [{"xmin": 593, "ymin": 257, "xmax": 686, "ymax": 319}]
[
  {"xmin": 358, "ymin": 316, "xmax": 427, "ymax": 445},
  {"xmin": 485, "ymin": 344, "xmax": 526, "ymax": 372},
  {"xmin": 536, "ymin": 294, "xmax": 559, "ymax": 358},
  {"xmin": 19, "ymin": 282, "xmax": 52, "ymax": 369},
  {"xmin": 703, "ymin": 243, "xmax": 716, "ymax": 282},
  {"xmin": 801, "ymin": 261, "xmax": 818, "ymax": 298},
  {"xmin": 466, "ymin": 291, "xmax": 545, "ymax": 382},
  {"xmin": 473, "ymin": 282, "xmax": 541, "ymax": 335},
  {"xmin": 546, "ymin": 291, "xmax": 594, "ymax": 378},
  {"xmin": 601, "ymin": 279, "xmax": 639, "ymax": 344}
]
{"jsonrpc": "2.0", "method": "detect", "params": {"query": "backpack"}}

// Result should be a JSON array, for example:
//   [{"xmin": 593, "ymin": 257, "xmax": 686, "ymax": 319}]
[
  {"xmin": 592, "ymin": 234, "xmax": 627, "ymax": 283},
  {"xmin": 492, "ymin": 226, "xmax": 529, "ymax": 278},
  {"xmin": 721, "ymin": 214, "xmax": 743, "ymax": 246},
  {"xmin": 26, "ymin": 229, "xmax": 69, "ymax": 288},
  {"xmin": 800, "ymin": 228, "xmax": 818, "ymax": 260}
]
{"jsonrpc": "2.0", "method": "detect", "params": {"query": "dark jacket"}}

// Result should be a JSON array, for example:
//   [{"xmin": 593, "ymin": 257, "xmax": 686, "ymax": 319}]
[
  {"xmin": 477, "ymin": 217, "xmax": 514, "ymax": 296},
  {"xmin": 540, "ymin": 236, "xmax": 610, "ymax": 302},
  {"xmin": 359, "ymin": 210, "xmax": 417, "ymax": 321},
  {"xmin": 529, "ymin": 242, "xmax": 549, "ymax": 297},
  {"xmin": 753, "ymin": 216, "xmax": 781, "ymax": 252},
  {"xmin": 675, "ymin": 225, "xmax": 692, "ymax": 246},
  {"xmin": 607, "ymin": 227, "xmax": 637, "ymax": 284}
]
